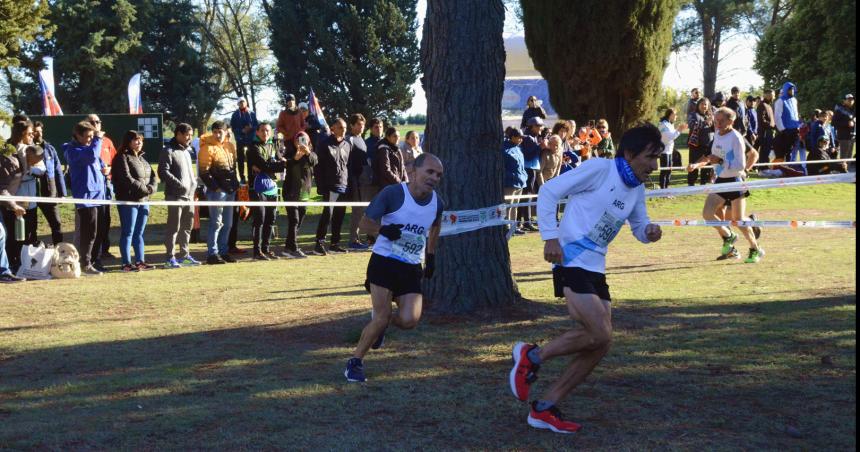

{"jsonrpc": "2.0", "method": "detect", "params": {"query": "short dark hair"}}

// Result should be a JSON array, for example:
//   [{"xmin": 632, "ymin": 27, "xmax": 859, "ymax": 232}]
[
  {"xmin": 384, "ymin": 127, "xmax": 398, "ymax": 138},
  {"xmin": 211, "ymin": 120, "xmax": 227, "ymax": 131},
  {"xmin": 257, "ymin": 121, "xmax": 273, "ymax": 130},
  {"xmin": 348, "ymin": 113, "xmax": 366, "ymax": 126},
  {"xmin": 73, "ymin": 121, "xmax": 96, "ymax": 137},
  {"xmin": 369, "ymin": 117, "xmax": 384, "ymax": 128},
  {"xmin": 618, "ymin": 123, "xmax": 664, "ymax": 157},
  {"xmin": 174, "ymin": 123, "xmax": 193, "ymax": 134},
  {"xmin": 33, "ymin": 120, "xmax": 44, "ymax": 129},
  {"xmin": 745, "ymin": 95, "xmax": 756, "ymax": 102},
  {"xmin": 731, "ymin": 86, "xmax": 740, "ymax": 93},
  {"xmin": 505, "ymin": 127, "xmax": 523, "ymax": 139}
]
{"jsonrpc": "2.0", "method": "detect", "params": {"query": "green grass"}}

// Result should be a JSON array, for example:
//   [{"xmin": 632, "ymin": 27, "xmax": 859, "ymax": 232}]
[{"xmin": 1, "ymin": 184, "xmax": 855, "ymax": 449}]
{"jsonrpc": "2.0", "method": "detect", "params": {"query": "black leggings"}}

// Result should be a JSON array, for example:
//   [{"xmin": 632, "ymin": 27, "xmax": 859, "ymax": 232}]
[
  {"xmin": 687, "ymin": 145, "xmax": 712, "ymax": 186},
  {"xmin": 659, "ymin": 154, "xmax": 674, "ymax": 189},
  {"xmin": 285, "ymin": 206, "xmax": 306, "ymax": 252},
  {"xmin": 38, "ymin": 202, "xmax": 63, "ymax": 245},
  {"xmin": 517, "ymin": 168, "xmax": 539, "ymax": 223},
  {"xmin": 251, "ymin": 193, "xmax": 278, "ymax": 254}
]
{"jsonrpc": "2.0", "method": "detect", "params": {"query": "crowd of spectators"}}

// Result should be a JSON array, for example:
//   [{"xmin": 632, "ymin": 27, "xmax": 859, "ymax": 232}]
[{"xmin": 0, "ymin": 85, "xmax": 854, "ymax": 282}]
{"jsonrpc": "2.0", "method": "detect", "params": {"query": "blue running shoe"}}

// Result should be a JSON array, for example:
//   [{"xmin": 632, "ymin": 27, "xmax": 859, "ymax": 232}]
[
  {"xmin": 181, "ymin": 255, "xmax": 202, "ymax": 266},
  {"xmin": 165, "ymin": 257, "xmax": 182, "ymax": 269},
  {"xmin": 348, "ymin": 241, "xmax": 370, "ymax": 251},
  {"xmin": 344, "ymin": 358, "xmax": 366, "ymax": 382}
]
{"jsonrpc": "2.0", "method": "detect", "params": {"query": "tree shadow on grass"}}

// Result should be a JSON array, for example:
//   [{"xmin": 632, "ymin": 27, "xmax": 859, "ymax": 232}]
[{"xmin": 0, "ymin": 295, "xmax": 855, "ymax": 450}]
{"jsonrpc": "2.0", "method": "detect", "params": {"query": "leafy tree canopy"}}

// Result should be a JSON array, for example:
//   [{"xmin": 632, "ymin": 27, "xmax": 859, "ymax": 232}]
[
  {"xmin": 754, "ymin": 0, "xmax": 856, "ymax": 113},
  {"xmin": 264, "ymin": 0, "xmax": 420, "ymax": 121}
]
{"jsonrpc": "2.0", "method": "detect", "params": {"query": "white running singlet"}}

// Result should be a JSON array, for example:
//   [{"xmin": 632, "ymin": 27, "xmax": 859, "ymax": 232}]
[
  {"xmin": 372, "ymin": 183, "xmax": 439, "ymax": 265},
  {"xmin": 711, "ymin": 129, "xmax": 746, "ymax": 179}
]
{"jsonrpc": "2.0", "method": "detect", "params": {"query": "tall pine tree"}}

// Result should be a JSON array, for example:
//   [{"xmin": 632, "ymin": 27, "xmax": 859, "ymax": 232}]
[
  {"xmin": 520, "ymin": 0, "xmax": 680, "ymax": 131},
  {"xmin": 263, "ymin": 0, "xmax": 420, "ymax": 120},
  {"xmin": 421, "ymin": 0, "xmax": 519, "ymax": 313}
]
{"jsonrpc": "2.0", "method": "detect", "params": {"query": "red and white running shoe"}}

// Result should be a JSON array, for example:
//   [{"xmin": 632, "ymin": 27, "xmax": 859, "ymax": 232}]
[
  {"xmin": 509, "ymin": 342, "xmax": 540, "ymax": 401},
  {"xmin": 527, "ymin": 402, "xmax": 582, "ymax": 434}
]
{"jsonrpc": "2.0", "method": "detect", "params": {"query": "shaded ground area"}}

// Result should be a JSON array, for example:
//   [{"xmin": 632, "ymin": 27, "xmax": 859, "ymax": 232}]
[{"xmin": 1, "ymin": 185, "xmax": 856, "ymax": 449}]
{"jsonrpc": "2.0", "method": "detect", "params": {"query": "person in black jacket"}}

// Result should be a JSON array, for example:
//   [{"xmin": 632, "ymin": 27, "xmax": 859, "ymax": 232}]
[
  {"xmin": 832, "ymin": 94, "xmax": 855, "ymax": 161},
  {"xmin": 313, "ymin": 118, "xmax": 351, "ymax": 256},
  {"xmin": 520, "ymin": 96, "xmax": 548, "ymax": 129},
  {"xmin": 281, "ymin": 131, "xmax": 318, "ymax": 258},
  {"xmin": 372, "ymin": 127, "xmax": 407, "ymax": 190},
  {"xmin": 111, "ymin": 130, "xmax": 157, "ymax": 272},
  {"xmin": 32, "ymin": 121, "xmax": 66, "ymax": 245},
  {"xmin": 687, "ymin": 98, "xmax": 715, "ymax": 186},
  {"xmin": 246, "ymin": 123, "xmax": 287, "ymax": 260}
]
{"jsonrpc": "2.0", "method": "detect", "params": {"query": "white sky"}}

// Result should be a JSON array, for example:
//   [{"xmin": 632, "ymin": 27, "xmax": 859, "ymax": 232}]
[{"xmin": 249, "ymin": 1, "xmax": 762, "ymax": 120}]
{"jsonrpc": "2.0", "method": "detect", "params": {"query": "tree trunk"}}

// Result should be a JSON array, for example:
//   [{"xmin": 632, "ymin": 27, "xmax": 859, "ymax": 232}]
[
  {"xmin": 700, "ymin": 8, "xmax": 718, "ymax": 98},
  {"xmin": 420, "ymin": 0, "xmax": 520, "ymax": 314}
]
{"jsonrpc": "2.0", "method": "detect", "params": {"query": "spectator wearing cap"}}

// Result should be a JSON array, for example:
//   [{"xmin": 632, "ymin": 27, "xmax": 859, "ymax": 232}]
[
  {"xmin": 712, "ymin": 91, "xmax": 726, "ymax": 110},
  {"xmin": 502, "ymin": 127, "xmax": 527, "ymax": 235},
  {"xmin": 744, "ymin": 95, "xmax": 758, "ymax": 145},
  {"xmin": 520, "ymin": 96, "xmax": 548, "ymax": 129},
  {"xmin": 86, "ymin": 114, "xmax": 117, "ymax": 266},
  {"xmin": 594, "ymin": 119, "xmax": 615, "ymax": 158},
  {"xmin": 832, "ymin": 93, "xmax": 855, "ymax": 161},
  {"xmin": 686, "ymin": 88, "xmax": 701, "ymax": 125},
  {"xmin": 518, "ymin": 116, "xmax": 545, "ymax": 231},
  {"xmin": 276, "ymin": 94, "xmax": 306, "ymax": 144},
  {"xmin": 725, "ymin": 87, "xmax": 748, "ymax": 137},
  {"xmin": 230, "ymin": 98, "xmax": 259, "ymax": 185},
  {"xmin": 756, "ymin": 89, "xmax": 777, "ymax": 163}
]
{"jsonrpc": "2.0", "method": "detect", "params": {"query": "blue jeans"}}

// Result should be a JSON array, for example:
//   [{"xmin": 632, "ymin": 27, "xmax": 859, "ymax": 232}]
[
  {"xmin": 117, "ymin": 204, "xmax": 150, "ymax": 265},
  {"xmin": 207, "ymin": 190, "xmax": 235, "ymax": 256},
  {"xmin": 0, "ymin": 221, "xmax": 11, "ymax": 275}
]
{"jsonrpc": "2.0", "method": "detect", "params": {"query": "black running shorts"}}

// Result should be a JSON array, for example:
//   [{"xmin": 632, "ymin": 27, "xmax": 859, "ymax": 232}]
[
  {"xmin": 365, "ymin": 253, "xmax": 423, "ymax": 297},
  {"xmin": 552, "ymin": 266, "xmax": 611, "ymax": 301},
  {"xmin": 715, "ymin": 176, "xmax": 751, "ymax": 202}
]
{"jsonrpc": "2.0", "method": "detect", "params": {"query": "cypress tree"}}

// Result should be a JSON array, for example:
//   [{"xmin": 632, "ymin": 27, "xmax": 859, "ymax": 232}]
[{"xmin": 520, "ymin": 0, "xmax": 680, "ymax": 131}]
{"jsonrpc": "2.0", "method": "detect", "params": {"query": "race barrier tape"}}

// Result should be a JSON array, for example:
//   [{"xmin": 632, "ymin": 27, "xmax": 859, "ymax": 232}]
[
  {"xmin": 0, "ymin": 173, "xmax": 853, "ymax": 236},
  {"xmin": 651, "ymin": 219, "xmax": 856, "ymax": 229},
  {"xmin": 660, "ymin": 157, "xmax": 855, "ymax": 172},
  {"xmin": 504, "ymin": 172, "xmax": 856, "ymax": 205}
]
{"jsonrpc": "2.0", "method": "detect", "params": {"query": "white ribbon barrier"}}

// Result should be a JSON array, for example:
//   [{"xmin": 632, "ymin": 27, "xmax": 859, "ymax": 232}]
[
  {"xmin": 661, "ymin": 157, "xmax": 855, "ymax": 172},
  {"xmin": 651, "ymin": 219, "xmax": 856, "ymax": 229},
  {"xmin": 439, "ymin": 204, "xmax": 516, "ymax": 237},
  {"xmin": 504, "ymin": 172, "xmax": 857, "ymax": 205}
]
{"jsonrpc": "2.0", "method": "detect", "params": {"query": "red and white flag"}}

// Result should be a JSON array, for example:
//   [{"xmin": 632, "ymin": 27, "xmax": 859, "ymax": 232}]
[{"xmin": 38, "ymin": 57, "xmax": 63, "ymax": 116}]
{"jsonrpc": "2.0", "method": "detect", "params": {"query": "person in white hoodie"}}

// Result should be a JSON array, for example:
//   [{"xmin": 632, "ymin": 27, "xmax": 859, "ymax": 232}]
[{"xmin": 508, "ymin": 123, "xmax": 664, "ymax": 434}]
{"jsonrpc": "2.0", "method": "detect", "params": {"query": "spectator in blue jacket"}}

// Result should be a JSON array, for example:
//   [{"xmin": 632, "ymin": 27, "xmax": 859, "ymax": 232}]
[
  {"xmin": 32, "ymin": 121, "xmax": 66, "ymax": 245},
  {"xmin": 63, "ymin": 121, "xmax": 108, "ymax": 276},
  {"xmin": 230, "ymin": 98, "xmax": 259, "ymax": 184},
  {"xmin": 744, "ymin": 96, "xmax": 758, "ymax": 145},
  {"xmin": 503, "ymin": 128, "xmax": 527, "ymax": 235},
  {"xmin": 773, "ymin": 81, "xmax": 802, "ymax": 162},
  {"xmin": 518, "ymin": 116, "xmax": 545, "ymax": 231}
]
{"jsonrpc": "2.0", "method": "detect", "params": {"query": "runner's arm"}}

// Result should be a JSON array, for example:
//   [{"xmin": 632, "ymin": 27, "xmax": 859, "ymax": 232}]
[
  {"xmin": 627, "ymin": 191, "xmax": 653, "ymax": 244},
  {"xmin": 537, "ymin": 160, "xmax": 607, "ymax": 241}
]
